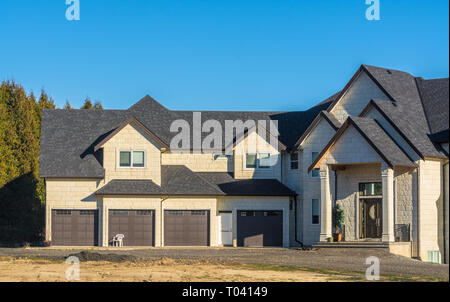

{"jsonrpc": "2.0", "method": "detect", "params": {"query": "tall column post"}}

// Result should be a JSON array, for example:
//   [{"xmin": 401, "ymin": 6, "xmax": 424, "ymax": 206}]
[
  {"xmin": 382, "ymin": 164, "xmax": 395, "ymax": 242},
  {"xmin": 320, "ymin": 165, "xmax": 332, "ymax": 241}
]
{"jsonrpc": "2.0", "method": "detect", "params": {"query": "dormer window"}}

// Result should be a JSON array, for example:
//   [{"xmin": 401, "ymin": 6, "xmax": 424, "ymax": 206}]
[{"xmin": 119, "ymin": 150, "xmax": 145, "ymax": 168}]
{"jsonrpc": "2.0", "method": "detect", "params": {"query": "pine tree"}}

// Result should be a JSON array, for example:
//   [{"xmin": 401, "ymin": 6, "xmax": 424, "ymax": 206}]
[
  {"xmin": 81, "ymin": 97, "xmax": 94, "ymax": 109},
  {"xmin": 64, "ymin": 100, "xmax": 73, "ymax": 109},
  {"xmin": 0, "ymin": 81, "xmax": 48, "ymax": 244},
  {"xmin": 94, "ymin": 101, "xmax": 103, "ymax": 110}
]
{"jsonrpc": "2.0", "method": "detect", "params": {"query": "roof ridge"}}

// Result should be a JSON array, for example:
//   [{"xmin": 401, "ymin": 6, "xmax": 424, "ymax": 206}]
[
  {"xmin": 190, "ymin": 168, "xmax": 226, "ymax": 195},
  {"xmin": 414, "ymin": 77, "xmax": 433, "ymax": 134}
]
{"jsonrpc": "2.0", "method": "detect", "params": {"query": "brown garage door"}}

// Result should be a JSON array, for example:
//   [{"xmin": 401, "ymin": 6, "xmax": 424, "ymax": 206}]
[
  {"xmin": 237, "ymin": 210, "xmax": 283, "ymax": 247},
  {"xmin": 51, "ymin": 210, "xmax": 98, "ymax": 246},
  {"xmin": 164, "ymin": 210, "xmax": 209, "ymax": 246},
  {"xmin": 109, "ymin": 210, "xmax": 155, "ymax": 246}
]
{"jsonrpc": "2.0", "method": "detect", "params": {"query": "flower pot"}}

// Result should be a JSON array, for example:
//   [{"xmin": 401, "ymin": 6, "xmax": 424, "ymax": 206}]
[{"xmin": 333, "ymin": 233, "xmax": 342, "ymax": 242}]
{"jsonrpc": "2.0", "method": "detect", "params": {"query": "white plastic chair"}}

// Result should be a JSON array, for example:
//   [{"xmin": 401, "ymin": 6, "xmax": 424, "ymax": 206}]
[{"xmin": 112, "ymin": 234, "xmax": 125, "ymax": 247}]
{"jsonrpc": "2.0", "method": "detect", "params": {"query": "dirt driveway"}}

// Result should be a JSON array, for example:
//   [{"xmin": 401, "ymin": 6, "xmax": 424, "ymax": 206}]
[{"xmin": 0, "ymin": 247, "xmax": 448, "ymax": 281}]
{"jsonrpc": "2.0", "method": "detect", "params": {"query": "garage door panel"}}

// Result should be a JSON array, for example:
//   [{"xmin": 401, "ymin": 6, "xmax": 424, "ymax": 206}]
[
  {"xmin": 237, "ymin": 210, "xmax": 283, "ymax": 247},
  {"xmin": 52, "ymin": 210, "xmax": 98, "ymax": 246},
  {"xmin": 164, "ymin": 210, "xmax": 209, "ymax": 246},
  {"xmin": 108, "ymin": 210, "xmax": 154, "ymax": 246}
]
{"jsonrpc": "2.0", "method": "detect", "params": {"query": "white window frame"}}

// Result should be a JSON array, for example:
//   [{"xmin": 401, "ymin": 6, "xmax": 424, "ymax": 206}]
[
  {"xmin": 311, "ymin": 198, "xmax": 320, "ymax": 225},
  {"xmin": 214, "ymin": 153, "xmax": 232, "ymax": 160},
  {"xmin": 289, "ymin": 153, "xmax": 299, "ymax": 170},
  {"xmin": 311, "ymin": 151, "xmax": 320, "ymax": 178},
  {"xmin": 244, "ymin": 152, "xmax": 273, "ymax": 170},
  {"xmin": 118, "ymin": 150, "xmax": 146, "ymax": 168}
]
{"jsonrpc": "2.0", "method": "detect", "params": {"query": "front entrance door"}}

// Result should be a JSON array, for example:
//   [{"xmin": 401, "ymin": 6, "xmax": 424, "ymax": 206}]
[
  {"xmin": 360, "ymin": 199, "xmax": 382, "ymax": 239},
  {"xmin": 219, "ymin": 212, "xmax": 233, "ymax": 246}
]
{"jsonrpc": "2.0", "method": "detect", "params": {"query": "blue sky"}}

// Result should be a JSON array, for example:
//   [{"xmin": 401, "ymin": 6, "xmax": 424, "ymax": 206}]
[{"xmin": 0, "ymin": 0, "xmax": 448, "ymax": 111}]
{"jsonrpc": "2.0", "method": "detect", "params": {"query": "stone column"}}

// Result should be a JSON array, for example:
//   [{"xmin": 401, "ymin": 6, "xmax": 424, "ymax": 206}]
[
  {"xmin": 381, "ymin": 165, "xmax": 395, "ymax": 242},
  {"xmin": 320, "ymin": 165, "xmax": 332, "ymax": 241}
]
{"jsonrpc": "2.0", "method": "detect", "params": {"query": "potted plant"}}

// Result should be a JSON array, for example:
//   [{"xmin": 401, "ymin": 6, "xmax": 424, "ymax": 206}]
[{"xmin": 332, "ymin": 204, "xmax": 344, "ymax": 242}]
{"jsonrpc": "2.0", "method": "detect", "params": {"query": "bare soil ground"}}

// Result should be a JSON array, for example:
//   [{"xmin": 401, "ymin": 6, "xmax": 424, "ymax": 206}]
[
  {"xmin": 0, "ymin": 247, "xmax": 447, "ymax": 282},
  {"xmin": 0, "ymin": 256, "xmax": 354, "ymax": 282}
]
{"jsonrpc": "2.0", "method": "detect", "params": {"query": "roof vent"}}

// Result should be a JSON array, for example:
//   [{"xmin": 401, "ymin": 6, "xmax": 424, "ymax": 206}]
[{"xmin": 387, "ymin": 70, "xmax": 392, "ymax": 74}]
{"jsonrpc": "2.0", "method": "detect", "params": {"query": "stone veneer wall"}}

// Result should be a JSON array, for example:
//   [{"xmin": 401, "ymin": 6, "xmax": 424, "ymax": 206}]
[
  {"xmin": 394, "ymin": 166, "xmax": 417, "ymax": 254},
  {"xmin": 418, "ymin": 159, "xmax": 443, "ymax": 262},
  {"xmin": 330, "ymin": 71, "xmax": 389, "ymax": 123},
  {"xmin": 299, "ymin": 119, "xmax": 336, "ymax": 245},
  {"xmin": 335, "ymin": 164, "xmax": 381, "ymax": 241}
]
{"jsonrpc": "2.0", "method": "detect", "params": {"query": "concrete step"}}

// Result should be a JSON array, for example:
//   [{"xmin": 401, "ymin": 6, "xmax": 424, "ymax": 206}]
[{"xmin": 313, "ymin": 242, "xmax": 389, "ymax": 249}]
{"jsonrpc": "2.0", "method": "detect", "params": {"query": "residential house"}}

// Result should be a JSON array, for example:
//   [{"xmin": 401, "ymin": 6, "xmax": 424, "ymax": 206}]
[{"xmin": 39, "ymin": 65, "xmax": 449, "ymax": 263}]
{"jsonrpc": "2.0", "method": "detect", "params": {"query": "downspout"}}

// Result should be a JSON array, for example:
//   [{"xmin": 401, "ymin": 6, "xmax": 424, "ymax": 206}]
[
  {"xmin": 443, "ymin": 161, "xmax": 448, "ymax": 264},
  {"xmin": 416, "ymin": 166, "xmax": 421, "ymax": 260},
  {"xmin": 160, "ymin": 196, "xmax": 169, "ymax": 247},
  {"xmin": 334, "ymin": 170, "xmax": 338, "ymax": 237},
  {"xmin": 294, "ymin": 195, "xmax": 303, "ymax": 247}
]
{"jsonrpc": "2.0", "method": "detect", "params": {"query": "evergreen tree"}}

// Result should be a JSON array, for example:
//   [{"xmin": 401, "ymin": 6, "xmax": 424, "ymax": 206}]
[
  {"xmin": 94, "ymin": 101, "xmax": 103, "ymax": 110},
  {"xmin": 0, "ymin": 81, "xmax": 50, "ymax": 244},
  {"xmin": 81, "ymin": 97, "xmax": 93, "ymax": 109},
  {"xmin": 64, "ymin": 100, "xmax": 73, "ymax": 109}
]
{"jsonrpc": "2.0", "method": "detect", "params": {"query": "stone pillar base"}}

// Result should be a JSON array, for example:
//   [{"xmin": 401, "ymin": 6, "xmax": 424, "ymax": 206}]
[
  {"xmin": 320, "ymin": 233, "xmax": 331, "ymax": 242},
  {"xmin": 382, "ymin": 233, "xmax": 395, "ymax": 242}
]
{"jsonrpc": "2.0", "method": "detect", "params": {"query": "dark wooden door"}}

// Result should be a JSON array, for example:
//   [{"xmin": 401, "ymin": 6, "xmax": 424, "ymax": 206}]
[
  {"xmin": 164, "ymin": 210, "xmax": 210, "ymax": 246},
  {"xmin": 237, "ymin": 210, "xmax": 283, "ymax": 247},
  {"xmin": 52, "ymin": 210, "xmax": 98, "ymax": 246},
  {"xmin": 109, "ymin": 210, "xmax": 155, "ymax": 246},
  {"xmin": 363, "ymin": 199, "xmax": 382, "ymax": 238}
]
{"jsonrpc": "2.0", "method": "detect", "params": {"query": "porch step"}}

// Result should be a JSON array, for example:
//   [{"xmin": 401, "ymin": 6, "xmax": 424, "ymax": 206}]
[{"xmin": 313, "ymin": 242, "xmax": 389, "ymax": 249}]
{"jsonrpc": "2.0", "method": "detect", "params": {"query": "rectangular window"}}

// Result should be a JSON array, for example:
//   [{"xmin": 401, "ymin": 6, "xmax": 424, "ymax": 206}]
[
  {"xmin": 167, "ymin": 210, "xmax": 183, "ymax": 216},
  {"xmin": 119, "ymin": 150, "xmax": 145, "ymax": 167},
  {"xmin": 359, "ymin": 182, "xmax": 382, "ymax": 196},
  {"xmin": 56, "ymin": 210, "xmax": 72, "ymax": 215},
  {"xmin": 427, "ymin": 251, "xmax": 441, "ymax": 264},
  {"xmin": 112, "ymin": 210, "xmax": 129, "ymax": 215},
  {"xmin": 132, "ymin": 151, "xmax": 145, "ymax": 167},
  {"xmin": 136, "ymin": 210, "xmax": 152, "ymax": 216},
  {"xmin": 245, "ymin": 153, "xmax": 272, "ymax": 169},
  {"xmin": 311, "ymin": 152, "xmax": 320, "ymax": 178},
  {"xmin": 245, "ymin": 153, "xmax": 257, "ymax": 168},
  {"xmin": 119, "ymin": 151, "xmax": 131, "ymax": 167},
  {"xmin": 311, "ymin": 199, "xmax": 320, "ymax": 225},
  {"xmin": 214, "ymin": 153, "xmax": 231, "ymax": 160},
  {"xmin": 290, "ymin": 153, "xmax": 298, "ymax": 169},
  {"xmin": 80, "ymin": 210, "xmax": 96, "ymax": 215},
  {"xmin": 258, "ymin": 153, "xmax": 271, "ymax": 168},
  {"xmin": 191, "ymin": 210, "xmax": 206, "ymax": 215}
]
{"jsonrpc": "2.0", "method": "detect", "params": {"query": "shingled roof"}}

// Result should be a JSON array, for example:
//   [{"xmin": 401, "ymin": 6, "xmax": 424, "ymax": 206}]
[
  {"xmin": 308, "ymin": 116, "xmax": 416, "ymax": 172},
  {"xmin": 196, "ymin": 172, "xmax": 296, "ymax": 196},
  {"xmin": 362, "ymin": 65, "xmax": 447, "ymax": 158},
  {"xmin": 40, "ymin": 93, "xmax": 338, "ymax": 178},
  {"xmin": 40, "ymin": 65, "xmax": 448, "ymax": 178},
  {"xmin": 416, "ymin": 77, "xmax": 449, "ymax": 144},
  {"xmin": 95, "ymin": 166, "xmax": 294, "ymax": 196}
]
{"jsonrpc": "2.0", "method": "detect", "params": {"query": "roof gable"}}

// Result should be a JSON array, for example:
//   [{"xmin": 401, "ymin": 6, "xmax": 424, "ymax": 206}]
[
  {"xmin": 94, "ymin": 116, "xmax": 169, "ymax": 152},
  {"xmin": 295, "ymin": 111, "xmax": 341, "ymax": 148},
  {"xmin": 308, "ymin": 117, "xmax": 415, "ymax": 172}
]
